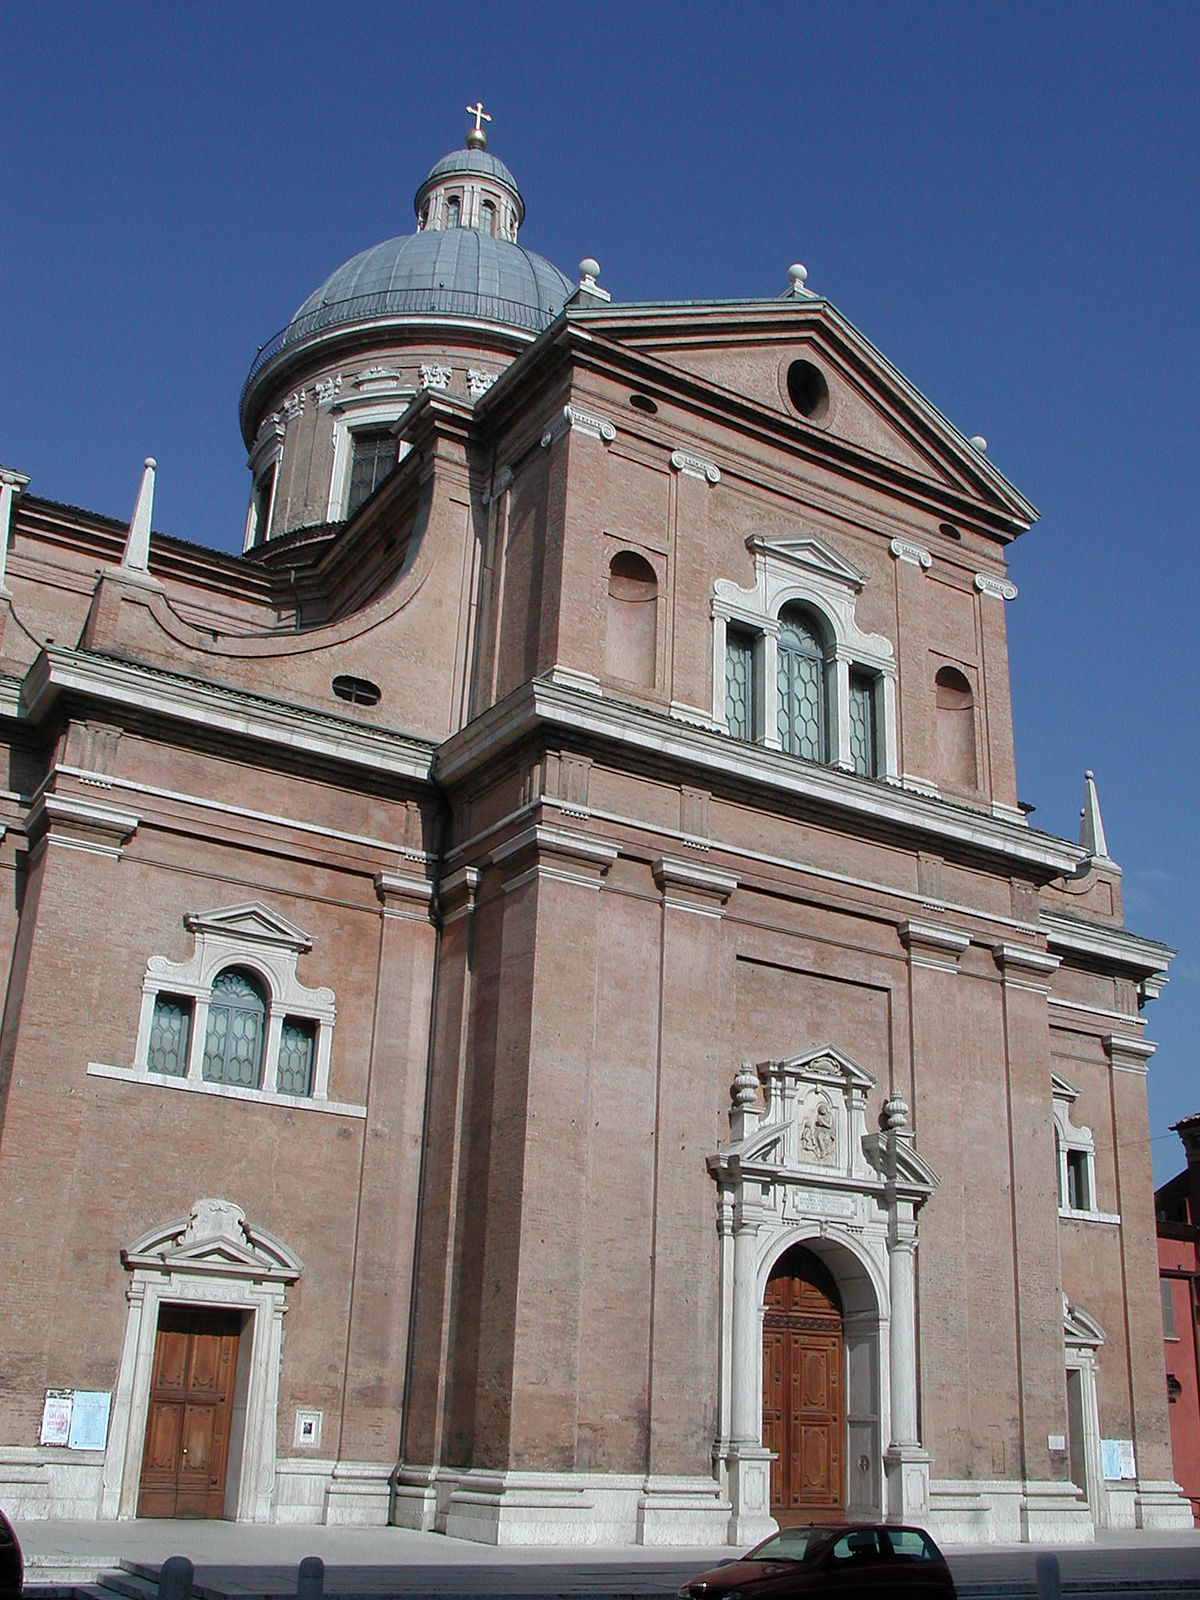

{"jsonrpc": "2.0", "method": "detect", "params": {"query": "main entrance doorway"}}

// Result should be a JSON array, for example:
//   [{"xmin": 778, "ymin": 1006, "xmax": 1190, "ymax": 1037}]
[
  {"xmin": 762, "ymin": 1245, "xmax": 845, "ymax": 1524},
  {"xmin": 137, "ymin": 1306, "xmax": 242, "ymax": 1518}
]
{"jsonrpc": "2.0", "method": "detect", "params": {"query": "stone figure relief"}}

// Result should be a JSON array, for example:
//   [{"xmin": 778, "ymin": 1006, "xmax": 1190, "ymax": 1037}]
[{"xmin": 797, "ymin": 1090, "xmax": 837, "ymax": 1164}]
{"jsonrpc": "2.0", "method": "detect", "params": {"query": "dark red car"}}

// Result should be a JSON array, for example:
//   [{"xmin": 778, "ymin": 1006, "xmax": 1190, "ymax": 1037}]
[
  {"xmin": 678, "ymin": 1523, "xmax": 956, "ymax": 1600},
  {"xmin": 0, "ymin": 1508, "xmax": 21, "ymax": 1600}
]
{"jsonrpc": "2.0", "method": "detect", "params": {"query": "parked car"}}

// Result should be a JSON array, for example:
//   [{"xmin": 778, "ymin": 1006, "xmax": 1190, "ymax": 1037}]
[
  {"xmin": 678, "ymin": 1523, "xmax": 956, "ymax": 1600},
  {"xmin": 0, "ymin": 1508, "xmax": 22, "ymax": 1600}
]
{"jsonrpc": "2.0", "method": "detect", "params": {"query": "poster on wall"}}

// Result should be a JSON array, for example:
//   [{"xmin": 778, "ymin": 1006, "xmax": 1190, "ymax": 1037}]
[
  {"xmin": 67, "ymin": 1391, "xmax": 111, "ymax": 1451},
  {"xmin": 39, "ymin": 1390, "xmax": 73, "ymax": 1446},
  {"xmin": 1101, "ymin": 1438, "xmax": 1137, "ymax": 1480}
]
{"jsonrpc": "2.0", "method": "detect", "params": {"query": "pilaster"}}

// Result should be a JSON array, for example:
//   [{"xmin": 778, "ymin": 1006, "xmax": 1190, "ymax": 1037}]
[{"xmin": 647, "ymin": 856, "xmax": 737, "ymax": 1479}]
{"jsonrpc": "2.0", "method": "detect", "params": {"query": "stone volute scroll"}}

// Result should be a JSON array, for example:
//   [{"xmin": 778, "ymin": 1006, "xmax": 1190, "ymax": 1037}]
[{"xmin": 707, "ymin": 1046, "xmax": 939, "ymax": 1542}]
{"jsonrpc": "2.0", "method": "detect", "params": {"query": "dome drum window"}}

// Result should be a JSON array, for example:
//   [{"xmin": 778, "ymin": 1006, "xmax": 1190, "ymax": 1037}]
[{"xmin": 713, "ymin": 533, "xmax": 897, "ymax": 780}]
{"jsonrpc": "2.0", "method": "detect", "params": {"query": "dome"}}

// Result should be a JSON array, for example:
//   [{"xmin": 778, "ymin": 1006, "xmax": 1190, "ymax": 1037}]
[
  {"xmin": 240, "ymin": 123, "xmax": 574, "ymax": 437},
  {"xmin": 281, "ymin": 227, "xmax": 572, "ymax": 347}
]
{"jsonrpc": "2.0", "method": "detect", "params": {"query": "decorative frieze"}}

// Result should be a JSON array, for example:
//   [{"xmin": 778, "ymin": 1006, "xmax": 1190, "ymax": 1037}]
[
  {"xmin": 282, "ymin": 390, "xmax": 305, "ymax": 421},
  {"xmin": 540, "ymin": 405, "xmax": 616, "ymax": 448},
  {"xmin": 467, "ymin": 368, "xmax": 497, "ymax": 398},
  {"xmin": 353, "ymin": 365, "xmax": 403, "ymax": 391},
  {"xmin": 974, "ymin": 572, "xmax": 1018, "ymax": 601},
  {"xmin": 889, "ymin": 537, "xmax": 933, "ymax": 570},
  {"xmin": 313, "ymin": 374, "xmax": 342, "ymax": 407},
  {"xmin": 418, "ymin": 363, "xmax": 452, "ymax": 391},
  {"xmin": 670, "ymin": 448, "xmax": 721, "ymax": 484}
]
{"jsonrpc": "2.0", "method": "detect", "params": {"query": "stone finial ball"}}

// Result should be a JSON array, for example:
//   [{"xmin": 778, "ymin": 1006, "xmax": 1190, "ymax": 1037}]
[
  {"xmin": 144, "ymin": 457, "xmax": 157, "ymax": 470},
  {"xmin": 579, "ymin": 258, "xmax": 600, "ymax": 282},
  {"xmin": 969, "ymin": 434, "xmax": 988, "ymax": 453},
  {"xmin": 788, "ymin": 263, "xmax": 808, "ymax": 286}
]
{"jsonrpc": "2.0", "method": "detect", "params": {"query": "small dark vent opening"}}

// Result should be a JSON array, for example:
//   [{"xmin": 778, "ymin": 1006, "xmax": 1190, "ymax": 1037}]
[
  {"xmin": 332, "ymin": 675, "xmax": 382, "ymax": 707},
  {"xmin": 939, "ymin": 521, "xmax": 962, "ymax": 541},
  {"xmin": 629, "ymin": 393, "xmax": 658, "ymax": 415}
]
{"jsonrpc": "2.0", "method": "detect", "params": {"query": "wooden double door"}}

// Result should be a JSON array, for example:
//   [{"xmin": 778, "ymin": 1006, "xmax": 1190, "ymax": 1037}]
[
  {"xmin": 762, "ymin": 1246, "xmax": 845, "ymax": 1523},
  {"xmin": 138, "ymin": 1306, "xmax": 241, "ymax": 1518}
]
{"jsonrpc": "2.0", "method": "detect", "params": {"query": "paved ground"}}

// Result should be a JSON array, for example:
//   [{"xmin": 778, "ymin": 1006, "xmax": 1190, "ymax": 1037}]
[{"xmin": 12, "ymin": 1517, "xmax": 1200, "ymax": 1594}]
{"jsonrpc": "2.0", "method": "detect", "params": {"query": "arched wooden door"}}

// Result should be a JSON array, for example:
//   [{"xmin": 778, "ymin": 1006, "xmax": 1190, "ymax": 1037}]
[{"xmin": 762, "ymin": 1245, "xmax": 845, "ymax": 1523}]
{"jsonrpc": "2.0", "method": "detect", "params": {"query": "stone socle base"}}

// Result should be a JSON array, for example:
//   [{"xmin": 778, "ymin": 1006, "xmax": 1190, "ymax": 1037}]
[
  {"xmin": 396, "ymin": 1467, "xmax": 731, "ymax": 1546},
  {"xmin": 723, "ymin": 1446, "xmax": 777, "ymax": 1547},
  {"xmin": 927, "ymin": 1478, "xmax": 1094, "ymax": 1544}
]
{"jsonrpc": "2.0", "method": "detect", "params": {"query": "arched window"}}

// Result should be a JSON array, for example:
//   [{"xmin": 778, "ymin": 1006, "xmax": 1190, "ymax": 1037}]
[
  {"xmin": 445, "ymin": 195, "xmax": 461, "ymax": 229},
  {"xmin": 777, "ymin": 606, "xmax": 827, "ymax": 760},
  {"xmin": 202, "ymin": 968, "xmax": 267, "ymax": 1089},
  {"xmin": 935, "ymin": 665, "xmax": 977, "ymax": 790},
  {"xmin": 479, "ymin": 199, "xmax": 496, "ymax": 236},
  {"xmin": 605, "ymin": 550, "xmax": 658, "ymax": 687}
]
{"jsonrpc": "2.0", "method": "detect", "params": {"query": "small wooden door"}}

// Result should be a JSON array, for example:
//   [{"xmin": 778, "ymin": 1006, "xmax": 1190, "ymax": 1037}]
[
  {"xmin": 763, "ymin": 1246, "xmax": 844, "ymax": 1523},
  {"xmin": 138, "ymin": 1307, "xmax": 241, "ymax": 1518}
]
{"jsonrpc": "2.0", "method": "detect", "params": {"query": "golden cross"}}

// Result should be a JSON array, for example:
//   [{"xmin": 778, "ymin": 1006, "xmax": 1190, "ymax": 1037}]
[{"xmin": 466, "ymin": 101, "xmax": 492, "ymax": 134}]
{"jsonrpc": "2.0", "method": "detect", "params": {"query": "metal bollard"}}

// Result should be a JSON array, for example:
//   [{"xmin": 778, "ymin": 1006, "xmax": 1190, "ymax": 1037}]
[
  {"xmin": 1035, "ymin": 1551, "xmax": 1061, "ymax": 1600},
  {"xmin": 297, "ymin": 1555, "xmax": 325, "ymax": 1600},
  {"xmin": 158, "ymin": 1555, "xmax": 195, "ymax": 1600}
]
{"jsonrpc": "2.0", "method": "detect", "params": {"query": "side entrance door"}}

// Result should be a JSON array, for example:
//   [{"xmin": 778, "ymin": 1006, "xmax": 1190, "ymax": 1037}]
[
  {"xmin": 138, "ymin": 1306, "xmax": 241, "ymax": 1518},
  {"xmin": 762, "ymin": 1245, "xmax": 845, "ymax": 1523}
]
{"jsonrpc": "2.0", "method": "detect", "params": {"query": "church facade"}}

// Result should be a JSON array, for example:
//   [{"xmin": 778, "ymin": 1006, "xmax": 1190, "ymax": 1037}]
[{"xmin": 0, "ymin": 119, "xmax": 1188, "ymax": 1545}]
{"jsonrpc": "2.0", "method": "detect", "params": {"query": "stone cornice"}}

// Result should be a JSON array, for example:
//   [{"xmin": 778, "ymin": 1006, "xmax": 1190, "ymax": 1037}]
[
  {"xmin": 434, "ymin": 679, "xmax": 1084, "ymax": 881},
  {"xmin": 17, "ymin": 647, "xmax": 436, "ymax": 784},
  {"xmin": 992, "ymin": 940, "xmax": 1061, "ymax": 977},
  {"xmin": 1041, "ymin": 908, "xmax": 1173, "ymax": 980},
  {"xmin": 899, "ymin": 919, "xmax": 970, "ymax": 968}
]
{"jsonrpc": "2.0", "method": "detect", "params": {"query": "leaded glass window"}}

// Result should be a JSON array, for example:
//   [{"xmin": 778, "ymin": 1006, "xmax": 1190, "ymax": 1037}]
[
  {"xmin": 277, "ymin": 1017, "xmax": 316, "ymax": 1097},
  {"xmin": 347, "ymin": 429, "xmax": 399, "ymax": 516},
  {"xmin": 148, "ymin": 994, "xmax": 192, "ymax": 1077},
  {"xmin": 445, "ymin": 195, "xmax": 460, "ymax": 228},
  {"xmin": 777, "ymin": 608, "xmax": 827, "ymax": 760},
  {"xmin": 725, "ymin": 629, "xmax": 755, "ymax": 741},
  {"xmin": 202, "ymin": 968, "xmax": 266, "ymax": 1089},
  {"xmin": 849, "ymin": 670, "xmax": 877, "ymax": 776},
  {"xmin": 480, "ymin": 199, "xmax": 496, "ymax": 236}
]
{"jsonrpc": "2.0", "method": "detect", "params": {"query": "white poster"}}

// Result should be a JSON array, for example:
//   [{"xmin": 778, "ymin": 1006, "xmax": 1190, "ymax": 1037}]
[{"xmin": 39, "ymin": 1389, "xmax": 73, "ymax": 1446}]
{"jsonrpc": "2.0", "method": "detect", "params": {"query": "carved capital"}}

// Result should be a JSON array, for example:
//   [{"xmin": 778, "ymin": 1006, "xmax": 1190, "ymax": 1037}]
[
  {"xmin": 974, "ymin": 572, "xmax": 1018, "ymax": 601},
  {"xmin": 670, "ymin": 449, "xmax": 721, "ymax": 484},
  {"xmin": 540, "ymin": 405, "xmax": 616, "ymax": 449},
  {"xmin": 889, "ymin": 537, "xmax": 932, "ymax": 570}
]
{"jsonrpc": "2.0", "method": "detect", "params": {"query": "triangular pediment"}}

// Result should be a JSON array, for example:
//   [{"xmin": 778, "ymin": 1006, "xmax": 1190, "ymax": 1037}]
[
  {"xmin": 773, "ymin": 1043, "xmax": 877, "ymax": 1095},
  {"xmin": 570, "ymin": 300, "xmax": 1037, "ymax": 527},
  {"xmin": 1051, "ymin": 1072, "xmax": 1080, "ymax": 1103},
  {"xmin": 124, "ymin": 1198, "xmax": 303, "ymax": 1282},
  {"xmin": 184, "ymin": 900, "xmax": 313, "ymax": 954},
  {"xmin": 744, "ymin": 534, "xmax": 865, "ymax": 592}
]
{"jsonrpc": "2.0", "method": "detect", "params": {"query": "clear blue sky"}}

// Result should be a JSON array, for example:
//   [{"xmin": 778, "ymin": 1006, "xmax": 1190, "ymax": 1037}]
[{"xmin": 3, "ymin": 3, "xmax": 1197, "ymax": 1181}]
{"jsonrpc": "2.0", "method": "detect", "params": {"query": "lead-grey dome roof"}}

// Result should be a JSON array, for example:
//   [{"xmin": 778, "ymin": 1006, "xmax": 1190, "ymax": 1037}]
[
  {"xmin": 282, "ymin": 228, "xmax": 572, "ymax": 344},
  {"xmin": 419, "ymin": 147, "xmax": 522, "ymax": 200}
]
